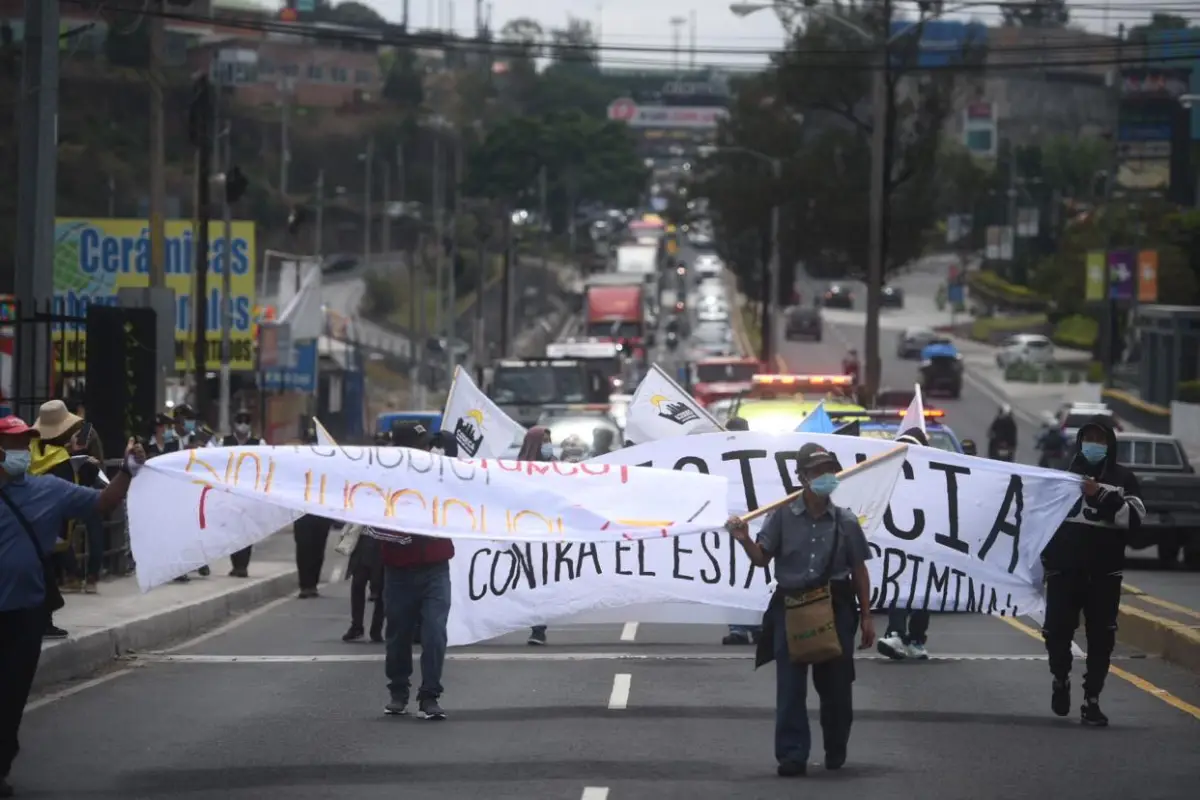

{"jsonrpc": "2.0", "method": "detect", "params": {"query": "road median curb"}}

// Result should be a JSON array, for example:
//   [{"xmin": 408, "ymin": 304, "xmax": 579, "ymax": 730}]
[
  {"xmin": 1117, "ymin": 603, "xmax": 1200, "ymax": 674},
  {"xmin": 34, "ymin": 568, "xmax": 298, "ymax": 690}
]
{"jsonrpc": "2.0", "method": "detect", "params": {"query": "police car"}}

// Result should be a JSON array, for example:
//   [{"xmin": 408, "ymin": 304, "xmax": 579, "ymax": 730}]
[
  {"xmin": 827, "ymin": 408, "xmax": 967, "ymax": 454},
  {"xmin": 732, "ymin": 374, "xmax": 864, "ymax": 433}
]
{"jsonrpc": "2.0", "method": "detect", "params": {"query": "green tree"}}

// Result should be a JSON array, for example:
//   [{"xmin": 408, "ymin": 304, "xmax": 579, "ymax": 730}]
[
  {"xmin": 1127, "ymin": 13, "xmax": 1191, "ymax": 43},
  {"xmin": 382, "ymin": 45, "xmax": 424, "ymax": 110},
  {"xmin": 1000, "ymin": 0, "xmax": 1069, "ymax": 27}
]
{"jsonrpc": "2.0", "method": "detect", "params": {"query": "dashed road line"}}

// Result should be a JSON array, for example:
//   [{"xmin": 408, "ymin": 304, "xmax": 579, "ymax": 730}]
[
  {"xmin": 581, "ymin": 788, "xmax": 610, "ymax": 800},
  {"xmin": 620, "ymin": 622, "xmax": 639, "ymax": 642},
  {"xmin": 608, "ymin": 673, "xmax": 632, "ymax": 710}
]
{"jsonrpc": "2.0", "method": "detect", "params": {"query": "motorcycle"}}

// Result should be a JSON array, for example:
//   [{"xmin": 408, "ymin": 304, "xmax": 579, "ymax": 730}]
[
  {"xmin": 665, "ymin": 329, "xmax": 679, "ymax": 350},
  {"xmin": 990, "ymin": 441, "xmax": 1015, "ymax": 462}
]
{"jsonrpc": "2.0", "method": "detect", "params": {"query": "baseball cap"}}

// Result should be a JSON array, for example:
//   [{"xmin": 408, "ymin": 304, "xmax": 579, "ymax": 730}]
[
  {"xmin": 796, "ymin": 442, "xmax": 840, "ymax": 472},
  {"xmin": 0, "ymin": 416, "xmax": 37, "ymax": 437},
  {"xmin": 392, "ymin": 421, "xmax": 433, "ymax": 450}
]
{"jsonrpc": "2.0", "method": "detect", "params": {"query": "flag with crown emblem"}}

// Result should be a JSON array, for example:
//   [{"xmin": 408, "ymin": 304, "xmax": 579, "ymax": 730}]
[{"xmin": 625, "ymin": 364, "xmax": 722, "ymax": 444}]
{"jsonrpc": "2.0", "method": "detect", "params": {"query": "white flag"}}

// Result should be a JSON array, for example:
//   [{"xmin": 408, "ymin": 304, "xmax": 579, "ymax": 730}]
[
  {"xmin": 896, "ymin": 383, "xmax": 926, "ymax": 440},
  {"xmin": 442, "ymin": 366, "xmax": 527, "ymax": 458},
  {"xmin": 625, "ymin": 364, "xmax": 722, "ymax": 444}
]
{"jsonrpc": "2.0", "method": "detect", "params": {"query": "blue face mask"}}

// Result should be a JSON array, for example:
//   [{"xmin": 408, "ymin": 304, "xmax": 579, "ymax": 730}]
[
  {"xmin": 808, "ymin": 473, "xmax": 839, "ymax": 497},
  {"xmin": 540, "ymin": 443, "xmax": 554, "ymax": 460},
  {"xmin": 2, "ymin": 450, "xmax": 31, "ymax": 476},
  {"xmin": 1081, "ymin": 442, "xmax": 1107, "ymax": 464},
  {"xmin": 163, "ymin": 429, "xmax": 176, "ymax": 443}
]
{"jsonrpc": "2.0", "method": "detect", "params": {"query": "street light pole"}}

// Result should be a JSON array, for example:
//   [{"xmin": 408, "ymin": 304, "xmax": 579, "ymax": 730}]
[{"xmin": 864, "ymin": 56, "xmax": 888, "ymax": 404}]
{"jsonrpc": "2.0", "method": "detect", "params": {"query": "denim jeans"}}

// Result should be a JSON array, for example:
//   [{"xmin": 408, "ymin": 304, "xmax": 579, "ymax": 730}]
[
  {"xmin": 774, "ymin": 592, "xmax": 858, "ymax": 766},
  {"xmin": 384, "ymin": 561, "xmax": 451, "ymax": 703},
  {"xmin": 886, "ymin": 608, "xmax": 930, "ymax": 646}
]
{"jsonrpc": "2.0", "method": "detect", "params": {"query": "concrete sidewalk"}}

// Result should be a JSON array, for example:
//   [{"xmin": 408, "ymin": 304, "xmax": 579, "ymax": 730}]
[{"xmin": 35, "ymin": 529, "xmax": 310, "ymax": 690}]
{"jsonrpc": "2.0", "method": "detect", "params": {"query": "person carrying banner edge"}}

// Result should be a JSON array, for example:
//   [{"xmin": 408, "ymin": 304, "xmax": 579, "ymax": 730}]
[
  {"xmin": 1041, "ymin": 415, "xmax": 1144, "ymax": 727},
  {"xmin": 518, "ymin": 427, "xmax": 555, "ymax": 646},
  {"xmin": 725, "ymin": 443, "xmax": 876, "ymax": 777},
  {"xmin": 877, "ymin": 427, "xmax": 933, "ymax": 661},
  {"xmin": 720, "ymin": 415, "xmax": 761, "ymax": 647}
]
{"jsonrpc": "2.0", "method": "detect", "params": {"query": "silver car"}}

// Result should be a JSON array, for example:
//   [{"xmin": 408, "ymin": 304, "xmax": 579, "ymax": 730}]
[{"xmin": 896, "ymin": 327, "xmax": 939, "ymax": 359}]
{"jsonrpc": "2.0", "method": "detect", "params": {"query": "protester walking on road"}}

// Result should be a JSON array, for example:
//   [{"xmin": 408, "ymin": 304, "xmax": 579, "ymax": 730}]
[
  {"xmin": 720, "ymin": 416, "xmax": 761, "ymax": 647},
  {"xmin": 519, "ymin": 427, "xmax": 554, "ymax": 646},
  {"xmin": 222, "ymin": 409, "xmax": 262, "ymax": 578},
  {"xmin": 294, "ymin": 514, "xmax": 333, "ymax": 599},
  {"xmin": 726, "ymin": 443, "xmax": 875, "ymax": 777},
  {"xmin": 0, "ymin": 417, "xmax": 146, "ymax": 799},
  {"xmin": 879, "ymin": 427, "xmax": 933, "ymax": 661},
  {"xmin": 343, "ymin": 528, "xmax": 384, "ymax": 642},
  {"xmin": 1041, "ymin": 415, "xmax": 1145, "ymax": 727},
  {"xmin": 379, "ymin": 422, "xmax": 451, "ymax": 721}
]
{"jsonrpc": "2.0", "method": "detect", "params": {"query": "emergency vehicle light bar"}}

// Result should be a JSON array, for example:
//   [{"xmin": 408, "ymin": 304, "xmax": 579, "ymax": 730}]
[
  {"xmin": 750, "ymin": 374, "xmax": 853, "ymax": 386},
  {"xmin": 826, "ymin": 409, "xmax": 945, "ymax": 419},
  {"xmin": 540, "ymin": 404, "xmax": 614, "ymax": 414}
]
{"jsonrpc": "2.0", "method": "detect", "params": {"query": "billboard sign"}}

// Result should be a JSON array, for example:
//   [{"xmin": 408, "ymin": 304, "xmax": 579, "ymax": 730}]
[
  {"xmin": 606, "ymin": 99, "xmax": 727, "ymax": 129},
  {"xmin": 52, "ymin": 218, "xmax": 258, "ymax": 371}
]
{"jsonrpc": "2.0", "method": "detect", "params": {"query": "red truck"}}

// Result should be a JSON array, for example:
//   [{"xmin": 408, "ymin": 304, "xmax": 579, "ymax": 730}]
[
  {"xmin": 584, "ymin": 278, "xmax": 647, "ymax": 359},
  {"xmin": 689, "ymin": 357, "xmax": 762, "ymax": 408}
]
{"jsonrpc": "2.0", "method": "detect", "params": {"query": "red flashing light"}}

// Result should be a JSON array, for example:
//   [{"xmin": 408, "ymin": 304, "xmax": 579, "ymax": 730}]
[{"xmin": 280, "ymin": 8, "xmax": 298, "ymax": 21}]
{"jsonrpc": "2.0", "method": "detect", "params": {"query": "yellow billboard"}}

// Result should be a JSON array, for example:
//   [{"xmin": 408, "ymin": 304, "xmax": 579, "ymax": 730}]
[{"xmin": 53, "ymin": 218, "xmax": 258, "ymax": 371}]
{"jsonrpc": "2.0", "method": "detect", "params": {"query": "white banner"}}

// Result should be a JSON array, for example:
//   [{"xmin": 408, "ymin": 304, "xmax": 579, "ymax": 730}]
[
  {"xmin": 446, "ymin": 432, "xmax": 1083, "ymax": 644},
  {"xmin": 128, "ymin": 445, "xmax": 730, "ymax": 591},
  {"xmin": 625, "ymin": 364, "xmax": 722, "ymax": 444},
  {"xmin": 448, "ymin": 438, "xmax": 906, "ymax": 645},
  {"xmin": 442, "ymin": 366, "xmax": 527, "ymax": 458}
]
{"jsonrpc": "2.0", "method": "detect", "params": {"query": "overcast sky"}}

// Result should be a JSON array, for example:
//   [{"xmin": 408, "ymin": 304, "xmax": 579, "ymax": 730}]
[{"xmin": 360, "ymin": 0, "xmax": 1191, "ymax": 70}]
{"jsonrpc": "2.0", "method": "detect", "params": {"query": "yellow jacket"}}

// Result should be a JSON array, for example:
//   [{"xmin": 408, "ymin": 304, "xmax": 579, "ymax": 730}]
[{"xmin": 30, "ymin": 439, "xmax": 70, "ymax": 477}]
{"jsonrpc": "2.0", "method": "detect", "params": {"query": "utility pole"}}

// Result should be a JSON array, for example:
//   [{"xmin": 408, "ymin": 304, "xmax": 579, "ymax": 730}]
[
  {"xmin": 432, "ymin": 130, "xmax": 445, "ymax": 365},
  {"xmin": 219, "ymin": 118, "xmax": 234, "ymax": 433},
  {"xmin": 538, "ymin": 164, "xmax": 548, "ymax": 272},
  {"xmin": 381, "ymin": 156, "xmax": 392, "ymax": 257},
  {"xmin": 500, "ymin": 208, "xmax": 513, "ymax": 357},
  {"xmin": 765, "ymin": 158, "xmax": 782, "ymax": 368},
  {"xmin": 192, "ymin": 72, "xmax": 214, "ymax": 417},
  {"xmin": 863, "ymin": 0, "xmax": 892, "ymax": 405},
  {"xmin": 314, "ymin": 169, "xmax": 325, "ymax": 257},
  {"xmin": 13, "ymin": 0, "xmax": 58, "ymax": 421},
  {"xmin": 447, "ymin": 137, "xmax": 463, "ymax": 382},
  {"xmin": 279, "ymin": 79, "xmax": 291, "ymax": 197},
  {"xmin": 363, "ymin": 137, "xmax": 374, "ymax": 268},
  {"xmin": 148, "ymin": 1, "xmax": 168, "ymax": 412}
]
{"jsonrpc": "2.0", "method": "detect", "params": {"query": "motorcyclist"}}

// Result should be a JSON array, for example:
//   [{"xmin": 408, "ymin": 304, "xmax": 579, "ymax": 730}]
[
  {"xmin": 988, "ymin": 405, "xmax": 1018, "ymax": 459},
  {"xmin": 1036, "ymin": 411, "xmax": 1070, "ymax": 468}
]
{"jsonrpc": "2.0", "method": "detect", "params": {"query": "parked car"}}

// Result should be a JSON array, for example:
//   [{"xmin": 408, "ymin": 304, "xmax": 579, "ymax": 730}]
[
  {"xmin": 1110, "ymin": 432, "xmax": 1200, "ymax": 567},
  {"xmin": 822, "ymin": 283, "xmax": 854, "ymax": 309},
  {"xmin": 785, "ymin": 306, "xmax": 823, "ymax": 341},
  {"xmin": 995, "ymin": 333, "xmax": 1055, "ymax": 368},
  {"xmin": 896, "ymin": 327, "xmax": 939, "ymax": 359}
]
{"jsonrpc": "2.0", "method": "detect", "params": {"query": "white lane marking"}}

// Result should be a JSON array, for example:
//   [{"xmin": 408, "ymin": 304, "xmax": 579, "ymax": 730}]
[
  {"xmin": 581, "ymin": 789, "xmax": 610, "ymax": 800},
  {"xmin": 133, "ymin": 651, "xmax": 1122, "ymax": 664},
  {"xmin": 620, "ymin": 622, "xmax": 639, "ymax": 642},
  {"xmin": 155, "ymin": 594, "xmax": 295, "ymax": 654},
  {"xmin": 608, "ymin": 673, "xmax": 632, "ymax": 710},
  {"xmin": 25, "ymin": 667, "xmax": 142, "ymax": 713}
]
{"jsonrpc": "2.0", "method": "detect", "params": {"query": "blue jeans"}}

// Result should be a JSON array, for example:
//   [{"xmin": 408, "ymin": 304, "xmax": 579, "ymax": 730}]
[
  {"xmin": 886, "ymin": 608, "xmax": 930, "ymax": 645},
  {"xmin": 774, "ymin": 592, "xmax": 858, "ymax": 766},
  {"xmin": 384, "ymin": 561, "xmax": 451, "ymax": 703}
]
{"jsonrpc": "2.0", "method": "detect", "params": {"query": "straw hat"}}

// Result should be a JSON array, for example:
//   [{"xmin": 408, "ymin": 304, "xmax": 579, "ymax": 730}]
[{"xmin": 33, "ymin": 400, "xmax": 83, "ymax": 440}]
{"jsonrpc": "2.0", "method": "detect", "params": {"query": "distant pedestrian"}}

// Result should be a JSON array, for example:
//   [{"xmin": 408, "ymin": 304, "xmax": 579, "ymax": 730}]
[
  {"xmin": 0, "ymin": 417, "xmax": 145, "ymax": 799},
  {"xmin": 222, "ymin": 409, "xmax": 262, "ymax": 578},
  {"xmin": 379, "ymin": 422, "xmax": 451, "ymax": 721},
  {"xmin": 726, "ymin": 443, "xmax": 875, "ymax": 777},
  {"xmin": 720, "ymin": 415, "xmax": 761, "ymax": 647},
  {"xmin": 342, "ymin": 527, "xmax": 384, "ymax": 642},
  {"xmin": 519, "ymin": 427, "xmax": 553, "ymax": 646}
]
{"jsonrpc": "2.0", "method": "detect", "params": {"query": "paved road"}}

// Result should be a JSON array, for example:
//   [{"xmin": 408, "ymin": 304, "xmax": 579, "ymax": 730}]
[
  {"xmin": 780, "ymin": 262, "xmax": 1200, "ymax": 605},
  {"xmin": 16, "ymin": 572, "xmax": 1199, "ymax": 799}
]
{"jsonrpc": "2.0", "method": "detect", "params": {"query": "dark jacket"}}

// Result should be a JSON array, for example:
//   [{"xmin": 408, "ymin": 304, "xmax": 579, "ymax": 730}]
[
  {"xmin": 222, "ymin": 434, "xmax": 262, "ymax": 447},
  {"xmin": 988, "ymin": 415, "xmax": 1017, "ymax": 446},
  {"xmin": 1041, "ymin": 415, "xmax": 1144, "ymax": 574}
]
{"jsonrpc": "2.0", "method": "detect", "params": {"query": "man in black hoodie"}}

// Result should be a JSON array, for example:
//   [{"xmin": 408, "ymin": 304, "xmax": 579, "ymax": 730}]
[{"xmin": 1041, "ymin": 415, "xmax": 1145, "ymax": 726}]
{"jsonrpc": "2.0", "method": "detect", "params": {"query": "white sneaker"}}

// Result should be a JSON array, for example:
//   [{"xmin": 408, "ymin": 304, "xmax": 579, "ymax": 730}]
[
  {"xmin": 906, "ymin": 643, "xmax": 929, "ymax": 660},
  {"xmin": 876, "ymin": 634, "xmax": 907, "ymax": 660}
]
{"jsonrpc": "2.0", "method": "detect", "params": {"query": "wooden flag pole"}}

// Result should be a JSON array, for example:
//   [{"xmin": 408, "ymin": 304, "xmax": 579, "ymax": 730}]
[{"xmin": 736, "ymin": 444, "xmax": 908, "ymax": 525}]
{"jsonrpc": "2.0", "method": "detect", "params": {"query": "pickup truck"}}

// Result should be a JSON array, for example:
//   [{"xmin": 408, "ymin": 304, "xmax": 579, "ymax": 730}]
[{"xmin": 1113, "ymin": 432, "xmax": 1200, "ymax": 567}]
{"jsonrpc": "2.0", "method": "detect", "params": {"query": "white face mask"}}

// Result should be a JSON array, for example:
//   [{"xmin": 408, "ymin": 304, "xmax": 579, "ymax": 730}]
[
  {"xmin": 2, "ymin": 449, "xmax": 31, "ymax": 476},
  {"xmin": 234, "ymin": 423, "xmax": 251, "ymax": 436}
]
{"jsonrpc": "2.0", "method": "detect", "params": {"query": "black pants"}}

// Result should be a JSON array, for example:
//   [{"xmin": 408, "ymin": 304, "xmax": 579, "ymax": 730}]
[
  {"xmin": 887, "ymin": 608, "xmax": 930, "ymax": 645},
  {"xmin": 293, "ymin": 525, "xmax": 329, "ymax": 590},
  {"xmin": 230, "ymin": 546, "xmax": 252, "ymax": 573},
  {"xmin": 0, "ymin": 607, "xmax": 44, "ymax": 779},
  {"xmin": 1042, "ymin": 569, "xmax": 1123, "ymax": 697},
  {"xmin": 350, "ymin": 561, "xmax": 384, "ymax": 632}
]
